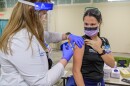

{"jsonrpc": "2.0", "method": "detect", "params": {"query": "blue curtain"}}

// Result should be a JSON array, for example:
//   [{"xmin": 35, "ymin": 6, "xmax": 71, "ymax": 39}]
[{"xmin": 0, "ymin": 19, "xmax": 8, "ymax": 36}]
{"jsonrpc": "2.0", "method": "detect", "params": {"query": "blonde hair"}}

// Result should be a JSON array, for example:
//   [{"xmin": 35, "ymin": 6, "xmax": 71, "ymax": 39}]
[{"xmin": 0, "ymin": 0, "xmax": 50, "ymax": 54}]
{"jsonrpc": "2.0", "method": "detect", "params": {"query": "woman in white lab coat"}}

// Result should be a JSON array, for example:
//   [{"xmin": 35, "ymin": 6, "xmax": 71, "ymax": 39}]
[{"xmin": 0, "ymin": 0, "xmax": 84, "ymax": 86}]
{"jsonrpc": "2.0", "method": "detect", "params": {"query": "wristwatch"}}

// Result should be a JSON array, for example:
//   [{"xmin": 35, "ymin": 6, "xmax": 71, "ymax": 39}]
[{"xmin": 99, "ymin": 49, "xmax": 106, "ymax": 56}]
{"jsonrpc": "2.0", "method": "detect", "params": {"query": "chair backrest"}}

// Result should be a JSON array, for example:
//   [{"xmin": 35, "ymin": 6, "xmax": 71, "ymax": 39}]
[{"xmin": 114, "ymin": 56, "xmax": 130, "ymax": 67}]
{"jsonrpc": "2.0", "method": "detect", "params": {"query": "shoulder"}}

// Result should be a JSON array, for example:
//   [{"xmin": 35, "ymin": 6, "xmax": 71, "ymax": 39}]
[
  {"xmin": 13, "ymin": 29, "xmax": 28, "ymax": 38},
  {"xmin": 100, "ymin": 37, "xmax": 108, "ymax": 41},
  {"xmin": 100, "ymin": 37, "xmax": 109, "ymax": 42},
  {"xmin": 100, "ymin": 37, "xmax": 110, "ymax": 45},
  {"xmin": 9, "ymin": 29, "xmax": 38, "ymax": 48}
]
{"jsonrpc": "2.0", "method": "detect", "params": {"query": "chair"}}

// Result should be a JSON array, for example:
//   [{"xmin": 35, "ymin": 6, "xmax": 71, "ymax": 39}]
[{"xmin": 114, "ymin": 56, "xmax": 130, "ymax": 67}]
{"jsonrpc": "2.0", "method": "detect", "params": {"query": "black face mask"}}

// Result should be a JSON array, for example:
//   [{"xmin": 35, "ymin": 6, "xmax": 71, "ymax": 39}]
[{"xmin": 84, "ymin": 27, "xmax": 98, "ymax": 31}]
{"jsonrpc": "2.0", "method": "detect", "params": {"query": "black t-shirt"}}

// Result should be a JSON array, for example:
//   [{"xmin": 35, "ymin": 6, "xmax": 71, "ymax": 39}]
[{"xmin": 81, "ymin": 35, "xmax": 110, "ymax": 81}]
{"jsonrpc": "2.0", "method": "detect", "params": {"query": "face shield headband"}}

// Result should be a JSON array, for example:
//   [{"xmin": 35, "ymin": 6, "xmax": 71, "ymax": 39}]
[{"xmin": 18, "ymin": 0, "xmax": 53, "ymax": 11}]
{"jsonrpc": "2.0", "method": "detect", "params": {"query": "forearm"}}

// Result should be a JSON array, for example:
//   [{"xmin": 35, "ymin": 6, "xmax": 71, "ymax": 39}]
[
  {"xmin": 73, "ymin": 71, "xmax": 85, "ymax": 86},
  {"xmin": 62, "ymin": 33, "xmax": 68, "ymax": 40},
  {"xmin": 101, "ymin": 54, "xmax": 115, "ymax": 68},
  {"xmin": 97, "ymin": 48, "xmax": 115, "ymax": 68},
  {"xmin": 44, "ymin": 31, "xmax": 63, "ymax": 43}
]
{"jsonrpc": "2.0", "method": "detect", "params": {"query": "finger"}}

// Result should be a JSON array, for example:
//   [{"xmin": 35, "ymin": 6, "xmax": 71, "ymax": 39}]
[
  {"xmin": 82, "ymin": 38, "xmax": 85, "ymax": 45},
  {"xmin": 77, "ymin": 39, "xmax": 83, "ymax": 48},
  {"xmin": 85, "ymin": 41, "xmax": 91, "ymax": 44},
  {"xmin": 75, "ymin": 41, "xmax": 82, "ymax": 48},
  {"xmin": 85, "ymin": 42, "xmax": 89, "ymax": 45},
  {"xmin": 62, "ymin": 44, "xmax": 66, "ymax": 50},
  {"xmin": 86, "ymin": 43, "xmax": 92, "ymax": 47},
  {"xmin": 66, "ymin": 43, "xmax": 74, "ymax": 51},
  {"xmin": 79, "ymin": 37, "xmax": 84, "ymax": 45},
  {"xmin": 64, "ymin": 42, "xmax": 68, "ymax": 46},
  {"xmin": 70, "ymin": 42, "xmax": 75, "ymax": 48},
  {"xmin": 68, "ymin": 43, "xmax": 74, "ymax": 50},
  {"xmin": 79, "ymin": 38, "xmax": 84, "ymax": 45},
  {"xmin": 75, "ymin": 39, "xmax": 82, "ymax": 48},
  {"xmin": 70, "ymin": 40, "xmax": 73, "ymax": 44},
  {"xmin": 84, "ymin": 39, "xmax": 90, "ymax": 42},
  {"xmin": 63, "ymin": 44, "xmax": 69, "ymax": 50}
]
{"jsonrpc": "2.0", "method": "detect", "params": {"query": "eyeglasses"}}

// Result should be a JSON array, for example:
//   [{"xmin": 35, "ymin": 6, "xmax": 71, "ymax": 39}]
[{"xmin": 84, "ymin": 7, "xmax": 101, "ymax": 16}]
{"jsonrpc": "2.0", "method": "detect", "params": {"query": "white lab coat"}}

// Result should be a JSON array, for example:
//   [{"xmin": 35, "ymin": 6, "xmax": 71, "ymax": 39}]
[{"xmin": 0, "ymin": 29, "xmax": 64, "ymax": 86}]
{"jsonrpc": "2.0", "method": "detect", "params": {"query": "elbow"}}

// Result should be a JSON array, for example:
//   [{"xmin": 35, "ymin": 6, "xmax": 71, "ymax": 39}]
[
  {"xmin": 110, "ymin": 61, "xmax": 116, "ymax": 68},
  {"xmin": 111, "ymin": 59, "xmax": 116, "ymax": 68},
  {"xmin": 107, "ymin": 57, "xmax": 116, "ymax": 68},
  {"xmin": 106, "ymin": 63, "xmax": 115, "ymax": 68},
  {"xmin": 72, "ymin": 69, "xmax": 81, "ymax": 76},
  {"xmin": 111, "ymin": 63, "xmax": 115, "ymax": 68},
  {"xmin": 105, "ymin": 61, "xmax": 115, "ymax": 68}
]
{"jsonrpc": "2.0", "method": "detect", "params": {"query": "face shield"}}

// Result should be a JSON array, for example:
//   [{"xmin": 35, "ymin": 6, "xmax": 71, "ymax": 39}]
[{"xmin": 18, "ymin": 0, "xmax": 53, "ymax": 11}]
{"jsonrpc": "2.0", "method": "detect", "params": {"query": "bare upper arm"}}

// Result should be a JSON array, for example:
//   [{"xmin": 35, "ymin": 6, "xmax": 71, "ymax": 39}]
[{"xmin": 73, "ymin": 45, "xmax": 85, "ymax": 72}]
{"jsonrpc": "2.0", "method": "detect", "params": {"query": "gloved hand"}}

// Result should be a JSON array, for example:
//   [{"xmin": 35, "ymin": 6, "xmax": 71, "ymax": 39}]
[
  {"xmin": 60, "ymin": 42, "xmax": 68, "ymax": 51},
  {"xmin": 68, "ymin": 34, "xmax": 84, "ymax": 48},
  {"xmin": 62, "ymin": 42, "xmax": 74, "ymax": 62}
]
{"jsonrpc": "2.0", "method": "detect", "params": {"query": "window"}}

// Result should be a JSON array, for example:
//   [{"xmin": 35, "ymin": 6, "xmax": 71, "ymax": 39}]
[
  {"xmin": 57, "ymin": 0, "xmax": 71, "ymax": 4},
  {"xmin": 73, "ymin": 0, "xmax": 91, "ymax": 3},
  {"xmin": 0, "ymin": 1, "xmax": 5, "ymax": 8},
  {"xmin": 93, "ymin": 0, "xmax": 107, "ymax": 3},
  {"xmin": 7, "ymin": 0, "xmax": 17, "ymax": 8}
]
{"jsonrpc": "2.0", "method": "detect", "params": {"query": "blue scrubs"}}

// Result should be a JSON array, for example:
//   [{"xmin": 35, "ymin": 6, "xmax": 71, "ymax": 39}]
[{"xmin": 66, "ymin": 76, "xmax": 105, "ymax": 86}]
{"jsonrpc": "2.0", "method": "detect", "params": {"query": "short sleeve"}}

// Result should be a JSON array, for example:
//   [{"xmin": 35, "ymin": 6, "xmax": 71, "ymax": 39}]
[{"xmin": 101, "ymin": 37, "xmax": 111, "ymax": 54}]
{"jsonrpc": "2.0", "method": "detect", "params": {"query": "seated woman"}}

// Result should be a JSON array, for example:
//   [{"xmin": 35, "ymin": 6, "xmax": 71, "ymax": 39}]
[{"xmin": 66, "ymin": 7, "xmax": 115, "ymax": 86}]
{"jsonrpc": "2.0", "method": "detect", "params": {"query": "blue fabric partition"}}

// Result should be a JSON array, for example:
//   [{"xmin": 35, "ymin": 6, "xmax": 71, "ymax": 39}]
[{"xmin": 0, "ymin": 19, "xmax": 8, "ymax": 36}]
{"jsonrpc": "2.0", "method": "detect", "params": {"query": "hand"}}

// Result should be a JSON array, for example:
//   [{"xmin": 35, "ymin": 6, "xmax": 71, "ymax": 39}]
[
  {"xmin": 60, "ymin": 42, "xmax": 68, "ymax": 51},
  {"xmin": 62, "ymin": 42, "xmax": 74, "ymax": 62},
  {"xmin": 68, "ymin": 34, "xmax": 84, "ymax": 48},
  {"xmin": 85, "ymin": 39, "xmax": 102, "ymax": 53}
]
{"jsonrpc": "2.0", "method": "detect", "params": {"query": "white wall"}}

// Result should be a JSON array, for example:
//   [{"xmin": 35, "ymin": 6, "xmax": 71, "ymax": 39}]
[
  {"xmin": 1, "ymin": 2, "xmax": 130, "ymax": 53},
  {"xmin": 95, "ymin": 3, "xmax": 130, "ymax": 53},
  {"xmin": 50, "ymin": 2, "xmax": 130, "ymax": 53}
]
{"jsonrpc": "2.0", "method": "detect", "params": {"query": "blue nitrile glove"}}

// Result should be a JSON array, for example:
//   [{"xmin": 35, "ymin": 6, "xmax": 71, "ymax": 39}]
[
  {"xmin": 68, "ymin": 34, "xmax": 84, "ymax": 48},
  {"xmin": 60, "ymin": 42, "xmax": 68, "ymax": 51},
  {"xmin": 44, "ymin": 41, "xmax": 52, "ymax": 52},
  {"xmin": 62, "ymin": 42, "xmax": 74, "ymax": 62},
  {"xmin": 60, "ymin": 42, "xmax": 74, "ymax": 51}
]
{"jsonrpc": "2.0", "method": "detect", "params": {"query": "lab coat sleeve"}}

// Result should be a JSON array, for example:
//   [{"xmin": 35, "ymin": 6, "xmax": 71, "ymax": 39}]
[
  {"xmin": 44, "ymin": 31, "xmax": 62, "ymax": 43},
  {"xmin": 6, "ymin": 37, "xmax": 64, "ymax": 86}
]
